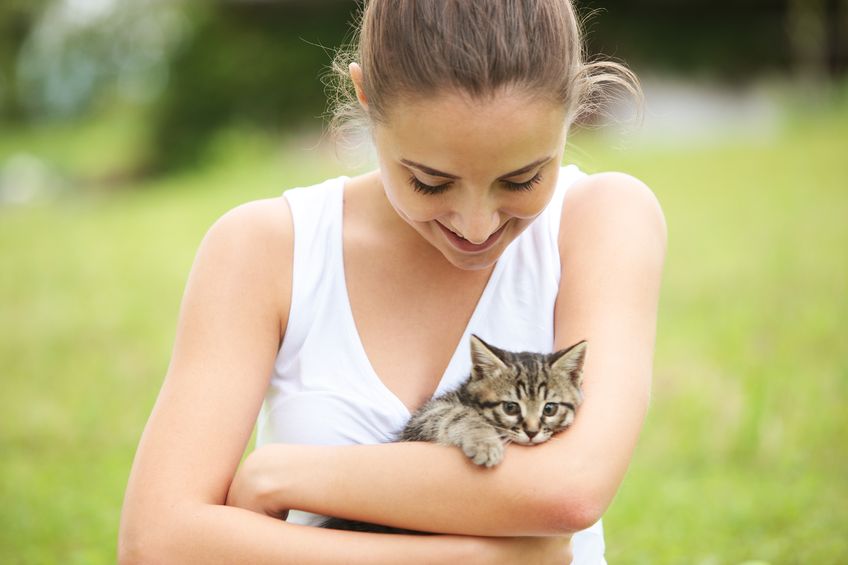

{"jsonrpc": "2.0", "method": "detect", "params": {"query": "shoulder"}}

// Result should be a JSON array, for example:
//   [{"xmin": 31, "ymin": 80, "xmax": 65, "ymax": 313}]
[
  {"xmin": 199, "ymin": 196, "xmax": 294, "ymax": 281},
  {"xmin": 192, "ymin": 196, "xmax": 294, "ymax": 332},
  {"xmin": 206, "ymin": 195, "xmax": 293, "ymax": 248},
  {"xmin": 558, "ymin": 171, "xmax": 667, "ymax": 267}
]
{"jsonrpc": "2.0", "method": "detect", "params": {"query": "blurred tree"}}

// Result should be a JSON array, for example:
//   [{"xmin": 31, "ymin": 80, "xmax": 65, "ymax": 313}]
[
  {"xmin": 832, "ymin": 0, "xmax": 848, "ymax": 76},
  {"xmin": 787, "ymin": 0, "xmax": 827, "ymax": 84},
  {"xmin": 15, "ymin": 0, "xmax": 187, "ymax": 121},
  {"xmin": 8, "ymin": 0, "xmax": 846, "ymax": 176},
  {"xmin": 148, "ymin": 0, "xmax": 356, "ymax": 172},
  {"xmin": 0, "ymin": 0, "xmax": 50, "ymax": 123},
  {"xmin": 579, "ymin": 0, "xmax": 791, "ymax": 80},
  {"xmin": 582, "ymin": 0, "xmax": 846, "ymax": 81}
]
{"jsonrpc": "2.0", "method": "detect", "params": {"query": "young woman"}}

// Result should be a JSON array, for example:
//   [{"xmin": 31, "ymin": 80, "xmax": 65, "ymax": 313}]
[{"xmin": 119, "ymin": 1, "xmax": 666, "ymax": 563}]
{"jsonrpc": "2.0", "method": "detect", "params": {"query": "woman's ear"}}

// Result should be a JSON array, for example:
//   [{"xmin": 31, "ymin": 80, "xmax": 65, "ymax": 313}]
[{"xmin": 349, "ymin": 62, "xmax": 369, "ymax": 111}]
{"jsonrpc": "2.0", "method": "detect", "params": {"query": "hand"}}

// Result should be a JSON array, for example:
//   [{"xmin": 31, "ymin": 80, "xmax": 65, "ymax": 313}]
[
  {"xmin": 225, "ymin": 445, "xmax": 289, "ymax": 520},
  {"xmin": 483, "ymin": 535, "xmax": 572, "ymax": 565}
]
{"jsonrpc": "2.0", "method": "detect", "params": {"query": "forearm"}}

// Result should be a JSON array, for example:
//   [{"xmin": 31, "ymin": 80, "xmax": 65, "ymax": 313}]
[
  {"xmin": 119, "ymin": 502, "xmax": 485, "ymax": 564},
  {"xmin": 247, "ymin": 440, "xmax": 603, "ymax": 538},
  {"xmin": 234, "ymin": 333, "xmax": 649, "ymax": 539}
]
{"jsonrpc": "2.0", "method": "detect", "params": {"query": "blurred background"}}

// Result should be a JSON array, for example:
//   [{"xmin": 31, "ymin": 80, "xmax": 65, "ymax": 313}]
[{"xmin": 1, "ymin": 0, "xmax": 846, "ymax": 563}]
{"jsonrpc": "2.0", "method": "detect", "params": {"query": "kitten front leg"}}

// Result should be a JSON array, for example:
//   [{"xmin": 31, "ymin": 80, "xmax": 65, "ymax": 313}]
[
  {"xmin": 402, "ymin": 399, "xmax": 505, "ymax": 467},
  {"xmin": 449, "ymin": 420, "xmax": 505, "ymax": 468}
]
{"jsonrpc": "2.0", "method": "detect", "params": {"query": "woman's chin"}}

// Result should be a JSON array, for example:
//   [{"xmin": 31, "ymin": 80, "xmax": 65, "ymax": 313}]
[{"xmin": 445, "ymin": 254, "xmax": 499, "ymax": 271}]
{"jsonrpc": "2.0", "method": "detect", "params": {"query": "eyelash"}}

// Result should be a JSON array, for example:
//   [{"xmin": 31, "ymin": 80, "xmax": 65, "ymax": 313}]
[{"xmin": 407, "ymin": 173, "xmax": 543, "ymax": 195}]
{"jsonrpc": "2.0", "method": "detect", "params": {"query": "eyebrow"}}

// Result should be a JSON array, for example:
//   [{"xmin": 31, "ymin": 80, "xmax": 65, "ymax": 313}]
[{"xmin": 400, "ymin": 156, "xmax": 553, "ymax": 180}]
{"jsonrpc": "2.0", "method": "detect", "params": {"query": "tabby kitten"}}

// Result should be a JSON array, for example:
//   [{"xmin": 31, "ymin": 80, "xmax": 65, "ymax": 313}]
[{"xmin": 320, "ymin": 334, "xmax": 587, "ymax": 534}]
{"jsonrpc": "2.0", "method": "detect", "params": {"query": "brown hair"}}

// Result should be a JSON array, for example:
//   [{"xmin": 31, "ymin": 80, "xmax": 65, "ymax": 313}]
[{"xmin": 327, "ymin": 0, "xmax": 641, "ymax": 140}]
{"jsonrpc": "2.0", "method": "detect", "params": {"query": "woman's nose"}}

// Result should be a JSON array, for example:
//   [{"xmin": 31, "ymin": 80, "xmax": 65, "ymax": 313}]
[{"xmin": 452, "ymin": 197, "xmax": 501, "ymax": 244}]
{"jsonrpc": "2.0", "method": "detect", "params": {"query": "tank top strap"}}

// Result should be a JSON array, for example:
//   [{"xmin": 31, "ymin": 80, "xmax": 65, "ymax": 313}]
[
  {"xmin": 546, "ymin": 164, "xmax": 587, "ymax": 250},
  {"xmin": 280, "ymin": 176, "xmax": 348, "ymax": 358}
]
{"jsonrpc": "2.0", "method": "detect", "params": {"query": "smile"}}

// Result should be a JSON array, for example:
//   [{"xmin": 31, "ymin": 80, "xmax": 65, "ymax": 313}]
[{"xmin": 436, "ymin": 220, "xmax": 508, "ymax": 253}]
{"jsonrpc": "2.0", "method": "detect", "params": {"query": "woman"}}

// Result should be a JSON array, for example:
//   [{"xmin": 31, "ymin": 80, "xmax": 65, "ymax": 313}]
[{"xmin": 119, "ymin": 1, "xmax": 666, "ymax": 563}]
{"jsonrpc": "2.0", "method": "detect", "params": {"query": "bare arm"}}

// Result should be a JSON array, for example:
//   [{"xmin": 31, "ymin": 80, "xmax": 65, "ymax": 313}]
[
  {"xmin": 117, "ymin": 198, "xmax": 535, "ymax": 563},
  {"xmin": 228, "ymin": 172, "xmax": 666, "ymax": 536}
]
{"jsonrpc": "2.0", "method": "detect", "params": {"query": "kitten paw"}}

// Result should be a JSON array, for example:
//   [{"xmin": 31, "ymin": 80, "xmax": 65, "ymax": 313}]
[{"xmin": 462, "ymin": 437, "xmax": 505, "ymax": 468}]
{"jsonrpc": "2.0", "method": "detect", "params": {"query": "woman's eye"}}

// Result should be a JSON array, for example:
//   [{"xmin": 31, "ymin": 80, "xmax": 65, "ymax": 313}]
[
  {"xmin": 502, "ymin": 401, "xmax": 520, "ymax": 416},
  {"xmin": 408, "ymin": 175, "xmax": 452, "ymax": 195},
  {"xmin": 503, "ymin": 172, "xmax": 542, "ymax": 192},
  {"xmin": 543, "ymin": 402, "xmax": 559, "ymax": 416},
  {"xmin": 408, "ymin": 172, "xmax": 542, "ymax": 194}
]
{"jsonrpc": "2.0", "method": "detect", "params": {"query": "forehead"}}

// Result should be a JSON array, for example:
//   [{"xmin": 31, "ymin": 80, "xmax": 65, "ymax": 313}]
[{"xmin": 375, "ymin": 89, "xmax": 567, "ymax": 177}]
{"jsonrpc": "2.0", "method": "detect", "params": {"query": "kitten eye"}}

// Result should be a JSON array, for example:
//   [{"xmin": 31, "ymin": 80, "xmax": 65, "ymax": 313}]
[
  {"xmin": 543, "ymin": 403, "xmax": 559, "ymax": 416},
  {"xmin": 502, "ymin": 401, "xmax": 521, "ymax": 416}
]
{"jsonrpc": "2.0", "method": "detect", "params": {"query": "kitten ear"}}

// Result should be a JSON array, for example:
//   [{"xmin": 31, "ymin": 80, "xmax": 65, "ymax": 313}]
[
  {"xmin": 469, "ymin": 334, "xmax": 508, "ymax": 377},
  {"xmin": 550, "ymin": 340, "xmax": 587, "ymax": 387}
]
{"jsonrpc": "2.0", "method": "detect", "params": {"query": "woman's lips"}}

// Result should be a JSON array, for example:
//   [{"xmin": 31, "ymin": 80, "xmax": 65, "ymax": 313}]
[{"xmin": 436, "ymin": 221, "xmax": 507, "ymax": 253}]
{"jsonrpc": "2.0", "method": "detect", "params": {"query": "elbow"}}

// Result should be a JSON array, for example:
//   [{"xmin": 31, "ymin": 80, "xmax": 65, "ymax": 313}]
[
  {"xmin": 119, "ymin": 524, "xmax": 187, "ymax": 564},
  {"xmin": 508, "ymin": 452, "xmax": 614, "ymax": 534},
  {"xmin": 118, "ymin": 510, "xmax": 173, "ymax": 564},
  {"xmin": 548, "ymin": 496, "xmax": 606, "ymax": 534},
  {"xmin": 535, "ymin": 489, "xmax": 609, "ymax": 535},
  {"xmin": 118, "ymin": 542, "xmax": 148, "ymax": 565},
  {"xmin": 118, "ymin": 531, "xmax": 158, "ymax": 565}
]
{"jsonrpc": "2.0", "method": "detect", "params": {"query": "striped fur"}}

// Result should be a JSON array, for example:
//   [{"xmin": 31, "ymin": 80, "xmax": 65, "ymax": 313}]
[
  {"xmin": 321, "ymin": 335, "xmax": 587, "ymax": 534},
  {"xmin": 401, "ymin": 335, "xmax": 586, "ymax": 467}
]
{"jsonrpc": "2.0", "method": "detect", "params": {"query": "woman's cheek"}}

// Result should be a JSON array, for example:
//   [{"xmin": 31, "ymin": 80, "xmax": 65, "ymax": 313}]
[
  {"xmin": 384, "ymin": 187, "xmax": 434, "ymax": 224},
  {"xmin": 505, "ymin": 184, "xmax": 557, "ymax": 220},
  {"xmin": 386, "ymin": 181, "xmax": 446, "ymax": 222},
  {"xmin": 406, "ymin": 200, "xmax": 446, "ymax": 223}
]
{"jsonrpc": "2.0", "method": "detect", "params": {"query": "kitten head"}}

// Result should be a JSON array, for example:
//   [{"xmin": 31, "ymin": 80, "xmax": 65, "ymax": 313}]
[{"xmin": 465, "ymin": 335, "xmax": 587, "ymax": 446}]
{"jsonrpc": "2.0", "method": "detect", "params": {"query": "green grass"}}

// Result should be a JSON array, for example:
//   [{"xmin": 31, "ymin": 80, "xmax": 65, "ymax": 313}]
[
  {"xmin": 583, "ymin": 100, "xmax": 848, "ymax": 562},
  {"xmin": 1, "ymin": 96, "xmax": 846, "ymax": 563}
]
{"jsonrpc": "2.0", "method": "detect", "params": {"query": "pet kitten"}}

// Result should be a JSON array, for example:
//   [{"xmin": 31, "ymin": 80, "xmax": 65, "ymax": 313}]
[{"xmin": 320, "ymin": 334, "xmax": 587, "ymax": 534}]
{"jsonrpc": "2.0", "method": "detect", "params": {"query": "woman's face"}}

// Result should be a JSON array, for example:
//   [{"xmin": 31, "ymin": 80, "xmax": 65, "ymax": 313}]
[{"xmin": 372, "ymin": 89, "xmax": 569, "ymax": 271}]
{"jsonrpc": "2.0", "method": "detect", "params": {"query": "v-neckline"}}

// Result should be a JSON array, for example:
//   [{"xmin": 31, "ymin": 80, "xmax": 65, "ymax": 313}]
[{"xmin": 335, "ymin": 179, "xmax": 508, "ymax": 416}]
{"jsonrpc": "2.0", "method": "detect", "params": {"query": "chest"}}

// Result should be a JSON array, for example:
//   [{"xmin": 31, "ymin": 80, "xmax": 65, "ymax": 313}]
[{"xmin": 343, "ymin": 242, "xmax": 492, "ymax": 412}]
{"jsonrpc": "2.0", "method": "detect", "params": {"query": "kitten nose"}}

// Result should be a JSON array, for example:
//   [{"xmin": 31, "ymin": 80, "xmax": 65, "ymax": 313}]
[{"xmin": 525, "ymin": 430, "xmax": 538, "ymax": 440}]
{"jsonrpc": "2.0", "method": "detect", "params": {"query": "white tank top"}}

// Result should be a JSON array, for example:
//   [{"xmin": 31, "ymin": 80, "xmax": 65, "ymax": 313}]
[{"xmin": 257, "ymin": 165, "xmax": 606, "ymax": 564}]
